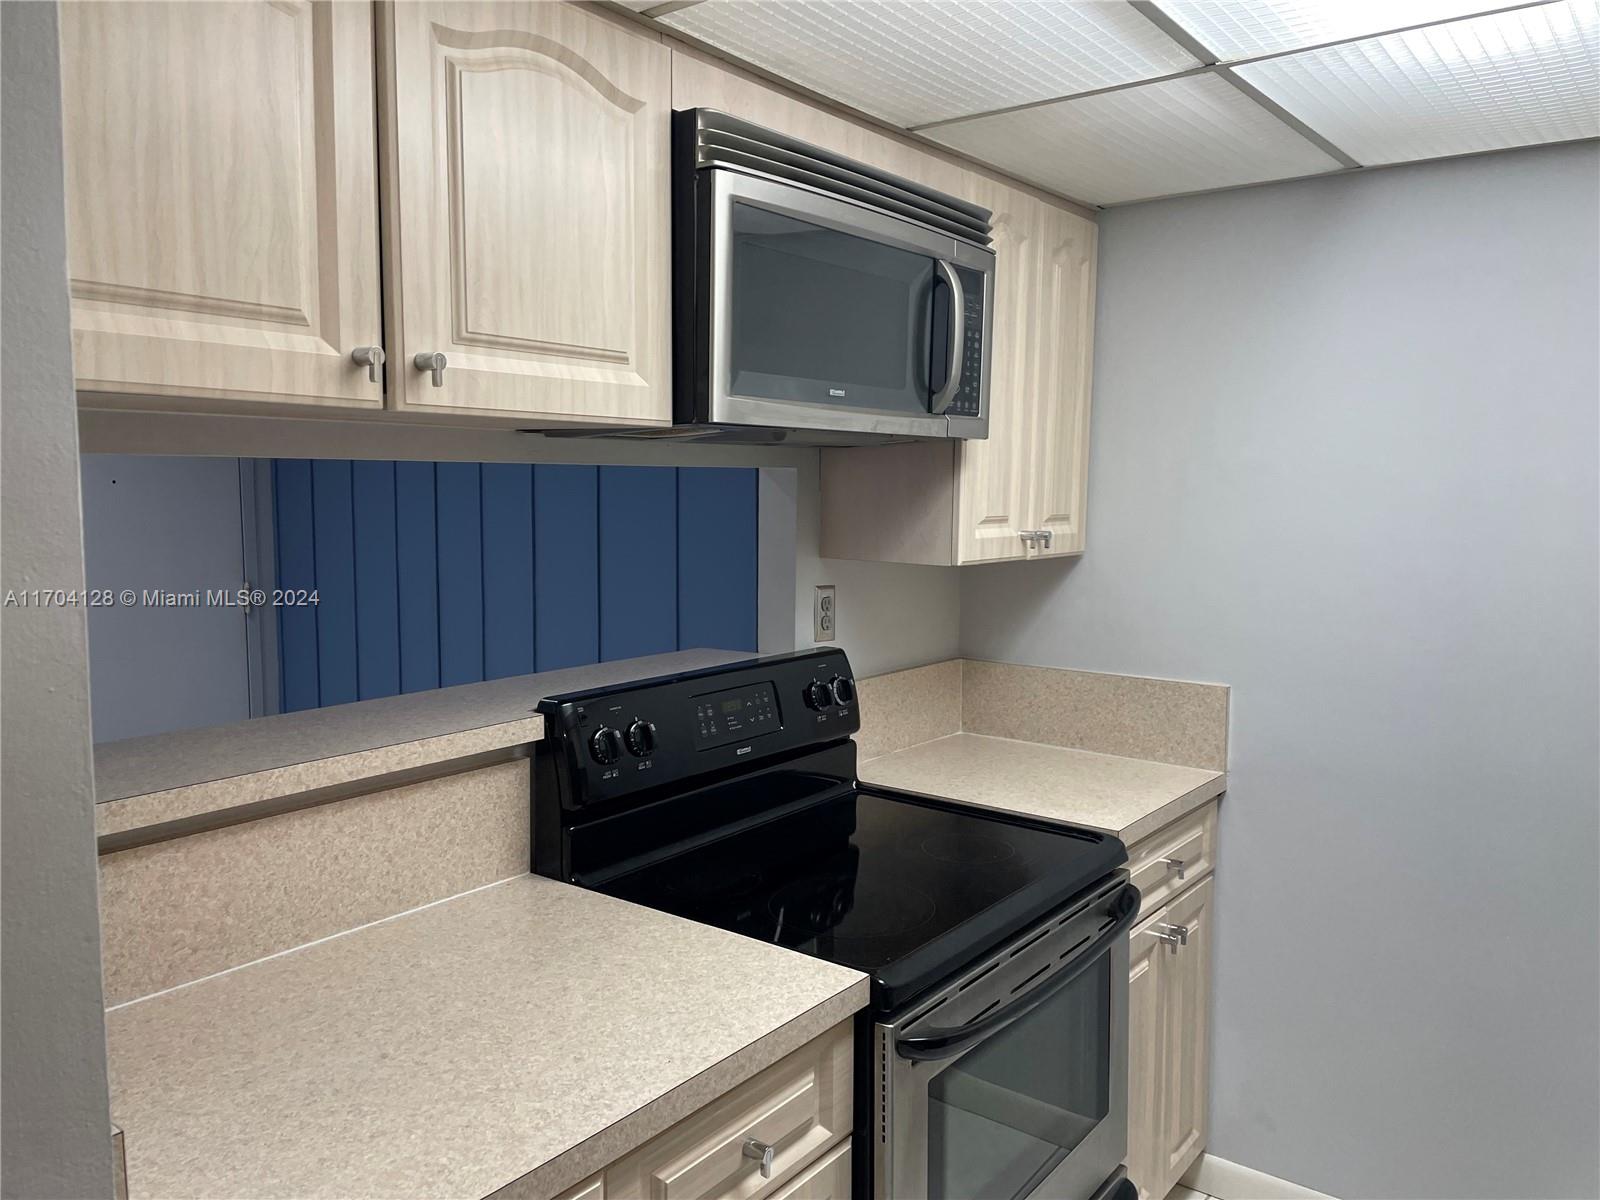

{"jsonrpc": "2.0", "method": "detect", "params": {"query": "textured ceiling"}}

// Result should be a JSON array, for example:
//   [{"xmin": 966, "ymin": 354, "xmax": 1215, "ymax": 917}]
[{"xmin": 638, "ymin": 0, "xmax": 1600, "ymax": 205}]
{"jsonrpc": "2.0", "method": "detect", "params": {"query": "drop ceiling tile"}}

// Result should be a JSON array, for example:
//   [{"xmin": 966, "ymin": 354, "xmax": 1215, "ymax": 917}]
[
  {"xmin": 1153, "ymin": 0, "xmax": 1520, "ymax": 62},
  {"xmin": 1235, "ymin": 1, "xmax": 1600, "ymax": 165},
  {"xmin": 658, "ymin": 0, "xmax": 1201, "ymax": 127},
  {"xmin": 925, "ymin": 72, "xmax": 1343, "ymax": 205}
]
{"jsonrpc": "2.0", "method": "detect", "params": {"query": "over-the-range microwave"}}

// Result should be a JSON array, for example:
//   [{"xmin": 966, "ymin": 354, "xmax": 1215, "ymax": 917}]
[
  {"xmin": 663, "ymin": 109, "xmax": 997, "ymax": 445},
  {"xmin": 668, "ymin": 108, "xmax": 992, "ymax": 444}
]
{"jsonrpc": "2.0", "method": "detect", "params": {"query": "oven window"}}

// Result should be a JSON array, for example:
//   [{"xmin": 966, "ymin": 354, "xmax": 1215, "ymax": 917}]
[
  {"xmin": 927, "ymin": 955, "xmax": 1111, "ymax": 1200},
  {"xmin": 728, "ymin": 203, "xmax": 933, "ymax": 414}
]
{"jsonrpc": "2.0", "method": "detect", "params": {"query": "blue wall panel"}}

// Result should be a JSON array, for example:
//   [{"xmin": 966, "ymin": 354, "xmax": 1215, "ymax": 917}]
[
  {"xmin": 273, "ymin": 462, "xmax": 756, "ymax": 711},
  {"xmin": 274, "ymin": 460, "xmax": 320, "ymax": 712},
  {"xmin": 677, "ymin": 467, "xmax": 759, "ymax": 653},
  {"xmin": 352, "ymin": 461, "xmax": 400, "ymax": 700},
  {"xmin": 310, "ymin": 460, "xmax": 358, "ymax": 707},
  {"xmin": 394, "ymin": 462, "xmax": 439, "ymax": 695},
  {"xmin": 599, "ymin": 466, "xmax": 677, "ymax": 662},
  {"xmin": 481, "ymin": 463, "xmax": 534, "ymax": 680},
  {"xmin": 534, "ymin": 465, "xmax": 599, "ymax": 670},
  {"xmin": 435, "ymin": 462, "xmax": 484, "ymax": 687}
]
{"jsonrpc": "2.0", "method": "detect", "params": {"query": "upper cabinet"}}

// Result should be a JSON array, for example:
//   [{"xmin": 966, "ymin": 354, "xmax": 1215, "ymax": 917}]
[
  {"xmin": 820, "ymin": 180, "xmax": 1098, "ymax": 566},
  {"xmin": 58, "ymin": 1, "xmax": 384, "ymax": 410},
  {"xmin": 379, "ymin": 2, "xmax": 671, "ymax": 424},
  {"xmin": 58, "ymin": 2, "xmax": 1090, "ymax": 470}
]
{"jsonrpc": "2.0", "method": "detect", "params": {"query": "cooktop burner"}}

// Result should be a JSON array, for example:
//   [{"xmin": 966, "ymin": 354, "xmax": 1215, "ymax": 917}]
[{"xmin": 594, "ymin": 787, "xmax": 1121, "ymax": 1010}]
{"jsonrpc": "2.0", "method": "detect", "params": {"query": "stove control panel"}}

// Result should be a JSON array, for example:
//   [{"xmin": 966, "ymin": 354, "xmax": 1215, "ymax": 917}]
[{"xmin": 536, "ymin": 649, "xmax": 859, "ymax": 810}]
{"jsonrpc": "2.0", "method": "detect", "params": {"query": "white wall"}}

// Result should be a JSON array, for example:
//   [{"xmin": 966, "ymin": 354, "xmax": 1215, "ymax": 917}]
[
  {"xmin": 960, "ymin": 143, "xmax": 1600, "ymax": 1199},
  {"xmin": 791, "ymin": 451, "xmax": 961, "ymax": 677},
  {"xmin": 0, "ymin": 3, "xmax": 117, "ymax": 1194}
]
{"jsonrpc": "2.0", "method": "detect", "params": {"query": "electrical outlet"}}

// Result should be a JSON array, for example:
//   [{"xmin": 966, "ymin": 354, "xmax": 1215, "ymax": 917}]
[{"xmin": 813, "ymin": 585, "xmax": 836, "ymax": 642}]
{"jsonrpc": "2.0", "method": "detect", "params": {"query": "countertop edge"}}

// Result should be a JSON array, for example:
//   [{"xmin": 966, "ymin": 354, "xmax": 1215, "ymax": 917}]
[
  {"xmin": 95, "ymin": 716, "xmax": 544, "ymax": 839},
  {"xmin": 1115, "ymin": 771, "xmax": 1227, "ymax": 846},
  {"xmin": 487, "ymin": 974, "xmax": 872, "ymax": 1200}
]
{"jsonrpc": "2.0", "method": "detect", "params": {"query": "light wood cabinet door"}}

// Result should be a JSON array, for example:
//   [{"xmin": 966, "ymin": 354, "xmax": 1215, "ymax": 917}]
[
  {"xmin": 1126, "ymin": 916, "xmax": 1167, "ymax": 1200},
  {"xmin": 1025, "ymin": 207, "xmax": 1098, "ymax": 557},
  {"xmin": 380, "ymin": 1, "xmax": 671, "ymax": 425},
  {"xmin": 769, "ymin": 1138, "xmax": 851, "ymax": 1200},
  {"xmin": 954, "ymin": 182, "xmax": 1038, "ymax": 565},
  {"xmin": 1160, "ymin": 875, "xmax": 1214, "ymax": 1185},
  {"xmin": 58, "ymin": 1, "xmax": 384, "ymax": 410},
  {"xmin": 1125, "ymin": 876, "xmax": 1215, "ymax": 1200}
]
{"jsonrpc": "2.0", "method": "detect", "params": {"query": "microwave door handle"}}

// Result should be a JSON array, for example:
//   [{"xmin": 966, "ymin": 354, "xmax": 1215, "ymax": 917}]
[
  {"xmin": 930, "ymin": 260, "xmax": 965, "ymax": 415},
  {"xmin": 895, "ymin": 882, "xmax": 1141, "ymax": 1063}
]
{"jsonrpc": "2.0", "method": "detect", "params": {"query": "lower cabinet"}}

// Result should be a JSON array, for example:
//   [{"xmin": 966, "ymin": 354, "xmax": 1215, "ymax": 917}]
[
  {"xmin": 1126, "ymin": 874, "xmax": 1215, "ymax": 1200},
  {"xmin": 556, "ymin": 1018, "xmax": 853, "ymax": 1200}
]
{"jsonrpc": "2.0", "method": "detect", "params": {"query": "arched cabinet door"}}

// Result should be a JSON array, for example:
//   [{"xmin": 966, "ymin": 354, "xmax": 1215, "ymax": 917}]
[
  {"xmin": 59, "ymin": 1, "xmax": 384, "ymax": 410},
  {"xmin": 380, "ymin": 2, "xmax": 671, "ymax": 426},
  {"xmin": 1026, "ymin": 207, "xmax": 1098, "ymax": 558},
  {"xmin": 955, "ymin": 180, "xmax": 1039, "ymax": 565}
]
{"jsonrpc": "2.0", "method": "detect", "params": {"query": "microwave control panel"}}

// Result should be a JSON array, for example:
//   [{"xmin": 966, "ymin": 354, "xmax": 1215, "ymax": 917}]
[{"xmin": 946, "ymin": 265, "xmax": 987, "ymax": 418}]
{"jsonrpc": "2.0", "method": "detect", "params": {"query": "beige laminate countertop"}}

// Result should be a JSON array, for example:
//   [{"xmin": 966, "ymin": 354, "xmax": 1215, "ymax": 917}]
[
  {"xmin": 95, "ymin": 649, "xmax": 749, "ymax": 838},
  {"xmin": 860, "ymin": 732, "xmax": 1225, "ymax": 845},
  {"xmin": 106, "ymin": 874, "xmax": 868, "ymax": 1200}
]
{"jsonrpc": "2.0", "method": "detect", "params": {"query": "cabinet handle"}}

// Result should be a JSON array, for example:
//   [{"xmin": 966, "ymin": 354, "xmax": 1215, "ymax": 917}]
[
  {"xmin": 350, "ymin": 345, "xmax": 385, "ymax": 384},
  {"xmin": 1039, "ymin": 529, "xmax": 1054, "ymax": 550},
  {"xmin": 1153, "ymin": 922, "xmax": 1190, "ymax": 956},
  {"xmin": 1161, "ymin": 856, "xmax": 1187, "ymax": 880},
  {"xmin": 742, "ymin": 1137, "xmax": 775, "ymax": 1179},
  {"xmin": 413, "ymin": 351, "xmax": 448, "ymax": 387}
]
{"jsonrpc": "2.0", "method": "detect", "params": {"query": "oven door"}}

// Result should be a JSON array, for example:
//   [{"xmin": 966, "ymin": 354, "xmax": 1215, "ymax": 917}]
[
  {"xmin": 875, "ymin": 877, "xmax": 1138, "ymax": 1200},
  {"xmin": 704, "ymin": 168, "xmax": 992, "ymax": 440}
]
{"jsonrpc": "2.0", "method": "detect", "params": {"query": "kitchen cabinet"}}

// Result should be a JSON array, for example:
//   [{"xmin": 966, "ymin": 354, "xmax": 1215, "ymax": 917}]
[
  {"xmin": 590, "ymin": 1018, "xmax": 852, "ymax": 1200},
  {"xmin": 378, "ymin": 1, "xmax": 671, "ymax": 425},
  {"xmin": 1127, "ymin": 874, "xmax": 1215, "ymax": 1200},
  {"xmin": 817, "ymin": 183, "xmax": 1097, "ymax": 565},
  {"xmin": 58, "ymin": 0, "xmax": 384, "ymax": 411}
]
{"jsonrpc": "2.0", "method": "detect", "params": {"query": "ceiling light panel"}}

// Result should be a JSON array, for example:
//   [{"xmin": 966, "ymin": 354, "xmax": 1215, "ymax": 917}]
[
  {"xmin": 1235, "ymin": 1, "xmax": 1600, "ymax": 165},
  {"xmin": 658, "ymin": 0, "xmax": 1200, "ymax": 127},
  {"xmin": 1153, "ymin": 0, "xmax": 1523, "ymax": 61},
  {"xmin": 926, "ymin": 72, "xmax": 1344, "ymax": 205}
]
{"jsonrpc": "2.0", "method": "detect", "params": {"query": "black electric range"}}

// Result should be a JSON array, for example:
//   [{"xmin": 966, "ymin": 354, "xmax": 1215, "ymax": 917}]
[{"xmin": 533, "ymin": 649, "xmax": 1139, "ymax": 1200}]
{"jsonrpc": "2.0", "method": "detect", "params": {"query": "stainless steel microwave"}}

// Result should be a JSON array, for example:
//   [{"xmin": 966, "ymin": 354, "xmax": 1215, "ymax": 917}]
[{"xmin": 671, "ymin": 109, "xmax": 996, "ymax": 444}]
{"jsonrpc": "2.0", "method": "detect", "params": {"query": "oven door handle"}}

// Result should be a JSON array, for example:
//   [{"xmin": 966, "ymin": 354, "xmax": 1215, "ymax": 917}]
[
  {"xmin": 929, "ymin": 259, "xmax": 965, "ymax": 415},
  {"xmin": 895, "ymin": 882, "xmax": 1141, "ymax": 1063}
]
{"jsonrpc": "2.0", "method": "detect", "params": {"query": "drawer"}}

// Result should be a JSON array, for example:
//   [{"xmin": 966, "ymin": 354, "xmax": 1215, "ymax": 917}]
[
  {"xmin": 770, "ymin": 1139, "xmax": 851, "ymax": 1200},
  {"xmin": 606, "ymin": 1020, "xmax": 853, "ymax": 1200},
  {"xmin": 1127, "ymin": 800, "xmax": 1217, "ymax": 918}
]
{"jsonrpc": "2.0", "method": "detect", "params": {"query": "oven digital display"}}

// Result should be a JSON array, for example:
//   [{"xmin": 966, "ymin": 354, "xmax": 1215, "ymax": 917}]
[{"xmin": 694, "ymin": 682, "xmax": 780, "ymax": 749}]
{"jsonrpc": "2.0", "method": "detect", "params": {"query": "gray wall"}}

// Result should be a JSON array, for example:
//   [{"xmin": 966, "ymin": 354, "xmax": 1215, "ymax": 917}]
[
  {"xmin": 961, "ymin": 142, "xmax": 1600, "ymax": 1199},
  {"xmin": 80, "ymin": 455, "xmax": 255, "ymax": 741},
  {"xmin": 794, "ymin": 450, "xmax": 962, "ymax": 677},
  {"xmin": 0, "ymin": 2, "xmax": 116, "ymax": 1195}
]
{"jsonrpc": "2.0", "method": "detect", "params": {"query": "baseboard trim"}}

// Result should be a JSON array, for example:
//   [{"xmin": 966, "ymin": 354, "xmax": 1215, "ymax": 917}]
[{"xmin": 1182, "ymin": 1153, "xmax": 1338, "ymax": 1199}]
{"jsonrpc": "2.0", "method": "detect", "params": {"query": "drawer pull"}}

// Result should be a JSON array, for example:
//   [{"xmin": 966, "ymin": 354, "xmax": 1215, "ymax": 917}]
[
  {"xmin": 1160, "ymin": 856, "xmax": 1187, "ymax": 880},
  {"xmin": 1153, "ymin": 922, "xmax": 1190, "ymax": 955},
  {"xmin": 742, "ymin": 1137, "xmax": 775, "ymax": 1179}
]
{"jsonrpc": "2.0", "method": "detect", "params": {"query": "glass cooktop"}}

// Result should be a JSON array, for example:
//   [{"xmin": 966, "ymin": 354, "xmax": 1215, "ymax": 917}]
[{"xmin": 595, "ymin": 787, "xmax": 1125, "ymax": 1013}]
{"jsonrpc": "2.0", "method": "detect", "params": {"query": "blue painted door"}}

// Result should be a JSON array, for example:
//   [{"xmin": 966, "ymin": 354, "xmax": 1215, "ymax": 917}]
[{"xmin": 271, "ymin": 461, "xmax": 759, "ymax": 711}]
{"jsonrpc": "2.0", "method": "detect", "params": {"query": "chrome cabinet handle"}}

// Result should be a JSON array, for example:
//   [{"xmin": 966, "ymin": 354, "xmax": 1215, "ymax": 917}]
[
  {"xmin": 350, "ymin": 345, "xmax": 385, "ymax": 383},
  {"xmin": 742, "ymin": 1137, "xmax": 775, "ymax": 1179},
  {"xmin": 1153, "ymin": 922, "xmax": 1190, "ymax": 955},
  {"xmin": 413, "ymin": 351, "xmax": 447, "ymax": 387},
  {"xmin": 1161, "ymin": 856, "xmax": 1187, "ymax": 880}
]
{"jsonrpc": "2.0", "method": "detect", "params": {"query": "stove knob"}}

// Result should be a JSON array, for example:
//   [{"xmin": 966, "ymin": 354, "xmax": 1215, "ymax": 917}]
[
  {"xmin": 829, "ymin": 675, "xmax": 855, "ymax": 706},
  {"xmin": 804, "ymin": 680, "xmax": 834, "ymax": 710},
  {"xmin": 624, "ymin": 719, "xmax": 657, "ymax": 757},
  {"xmin": 588, "ymin": 726, "xmax": 623, "ymax": 766}
]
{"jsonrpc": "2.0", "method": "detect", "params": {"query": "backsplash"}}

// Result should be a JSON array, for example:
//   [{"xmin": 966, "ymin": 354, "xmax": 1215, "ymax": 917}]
[{"xmin": 272, "ymin": 462, "xmax": 758, "ymax": 711}]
